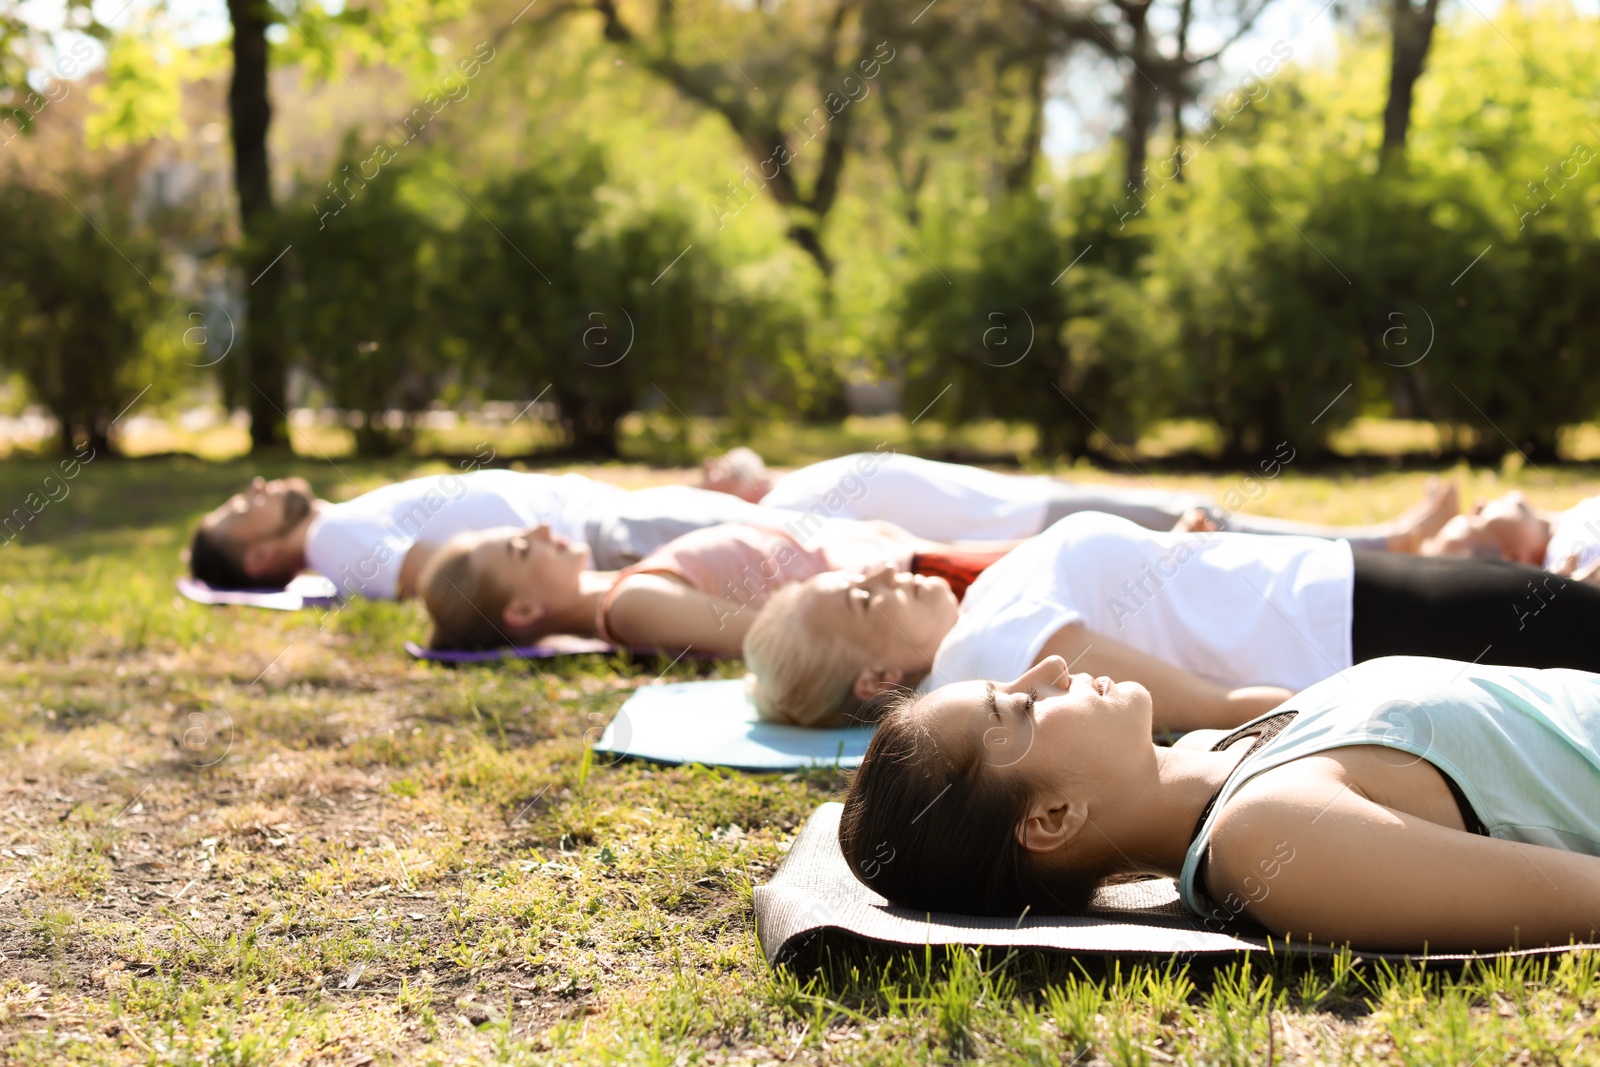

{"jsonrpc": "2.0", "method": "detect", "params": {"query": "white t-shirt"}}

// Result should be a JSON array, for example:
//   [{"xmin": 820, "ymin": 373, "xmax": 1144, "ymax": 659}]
[
  {"xmin": 304, "ymin": 470, "xmax": 622, "ymax": 600},
  {"xmin": 759, "ymin": 452, "xmax": 1056, "ymax": 542},
  {"xmin": 928, "ymin": 512, "xmax": 1355, "ymax": 693},
  {"xmin": 1545, "ymin": 496, "xmax": 1600, "ymax": 573}
]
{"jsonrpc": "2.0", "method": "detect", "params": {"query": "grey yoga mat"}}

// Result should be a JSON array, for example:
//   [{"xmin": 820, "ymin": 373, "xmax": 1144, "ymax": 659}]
[
  {"xmin": 593, "ymin": 679, "xmax": 873, "ymax": 771},
  {"xmin": 754, "ymin": 803, "xmax": 1600, "ymax": 972}
]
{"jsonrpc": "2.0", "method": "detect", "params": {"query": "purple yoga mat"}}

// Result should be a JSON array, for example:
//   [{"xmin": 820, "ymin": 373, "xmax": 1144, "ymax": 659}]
[
  {"xmin": 405, "ymin": 635, "xmax": 620, "ymax": 662},
  {"xmin": 405, "ymin": 637, "xmax": 726, "ymax": 663},
  {"xmin": 176, "ymin": 575, "xmax": 341, "ymax": 611}
]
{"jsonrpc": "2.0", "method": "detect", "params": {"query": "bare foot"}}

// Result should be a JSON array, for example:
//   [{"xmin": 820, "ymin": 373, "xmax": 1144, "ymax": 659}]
[
  {"xmin": 1387, "ymin": 478, "xmax": 1460, "ymax": 553},
  {"xmin": 1173, "ymin": 508, "xmax": 1221, "ymax": 534}
]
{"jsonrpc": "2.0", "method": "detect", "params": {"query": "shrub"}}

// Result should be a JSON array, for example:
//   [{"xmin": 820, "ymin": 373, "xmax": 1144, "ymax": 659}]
[{"xmin": 0, "ymin": 180, "xmax": 170, "ymax": 455}]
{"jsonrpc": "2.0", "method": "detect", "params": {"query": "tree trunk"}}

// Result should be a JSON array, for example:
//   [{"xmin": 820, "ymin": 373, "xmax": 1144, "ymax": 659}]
[
  {"xmin": 1002, "ymin": 54, "xmax": 1049, "ymax": 193},
  {"xmin": 1170, "ymin": 0, "xmax": 1193, "ymax": 182},
  {"xmin": 1381, "ymin": 0, "xmax": 1441, "ymax": 160},
  {"xmin": 227, "ymin": 0, "xmax": 290, "ymax": 451},
  {"xmin": 1121, "ymin": 0, "xmax": 1160, "ymax": 194},
  {"xmin": 563, "ymin": 394, "xmax": 629, "ymax": 458}
]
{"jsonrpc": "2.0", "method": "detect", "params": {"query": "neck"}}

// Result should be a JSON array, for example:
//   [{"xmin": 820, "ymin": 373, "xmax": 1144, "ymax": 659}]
[
  {"xmin": 1532, "ymin": 508, "xmax": 1557, "ymax": 553},
  {"xmin": 1082, "ymin": 746, "xmax": 1244, "ymax": 878},
  {"xmin": 531, "ymin": 570, "xmax": 618, "ymax": 638},
  {"xmin": 283, "ymin": 501, "xmax": 325, "ymax": 570}
]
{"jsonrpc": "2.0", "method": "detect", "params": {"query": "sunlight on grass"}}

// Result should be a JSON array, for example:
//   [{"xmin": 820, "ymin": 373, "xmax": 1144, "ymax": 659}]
[{"xmin": 2, "ymin": 454, "xmax": 1599, "ymax": 1064}]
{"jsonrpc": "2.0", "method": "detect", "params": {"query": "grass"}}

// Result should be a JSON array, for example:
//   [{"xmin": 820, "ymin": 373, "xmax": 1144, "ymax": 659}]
[{"xmin": 3, "ymin": 440, "xmax": 1600, "ymax": 1064}]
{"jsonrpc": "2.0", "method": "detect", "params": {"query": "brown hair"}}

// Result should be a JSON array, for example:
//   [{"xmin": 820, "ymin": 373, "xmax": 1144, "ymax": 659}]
[
  {"xmin": 420, "ymin": 538, "xmax": 516, "ymax": 650},
  {"xmin": 187, "ymin": 525, "xmax": 257, "ymax": 590},
  {"xmin": 839, "ymin": 692, "xmax": 1104, "ymax": 917},
  {"xmin": 743, "ymin": 581, "xmax": 876, "ymax": 728}
]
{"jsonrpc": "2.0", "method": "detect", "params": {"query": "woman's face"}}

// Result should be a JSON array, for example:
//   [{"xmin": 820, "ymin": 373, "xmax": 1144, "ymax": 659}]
[
  {"xmin": 462, "ymin": 524, "xmax": 589, "ymax": 618},
  {"xmin": 797, "ymin": 565, "xmax": 960, "ymax": 676},
  {"xmin": 916, "ymin": 656, "xmax": 1156, "ymax": 785}
]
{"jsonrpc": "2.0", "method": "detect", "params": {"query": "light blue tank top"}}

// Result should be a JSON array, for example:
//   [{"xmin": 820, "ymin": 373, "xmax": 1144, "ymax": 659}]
[{"xmin": 1178, "ymin": 656, "xmax": 1600, "ymax": 919}]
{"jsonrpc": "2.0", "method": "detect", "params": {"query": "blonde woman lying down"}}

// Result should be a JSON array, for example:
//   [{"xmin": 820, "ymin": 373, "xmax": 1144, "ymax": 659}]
[{"xmin": 744, "ymin": 511, "xmax": 1600, "ymax": 729}]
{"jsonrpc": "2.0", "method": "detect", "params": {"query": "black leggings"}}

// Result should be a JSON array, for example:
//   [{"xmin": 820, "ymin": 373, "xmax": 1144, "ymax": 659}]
[{"xmin": 1351, "ymin": 550, "xmax": 1600, "ymax": 672}]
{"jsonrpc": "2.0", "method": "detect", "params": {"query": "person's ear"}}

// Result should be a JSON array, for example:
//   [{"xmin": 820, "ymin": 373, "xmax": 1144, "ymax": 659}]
[
  {"xmin": 1016, "ymin": 794, "xmax": 1088, "ymax": 855},
  {"xmin": 502, "ymin": 598, "xmax": 546, "ymax": 631},
  {"xmin": 241, "ymin": 541, "xmax": 286, "ymax": 579},
  {"xmin": 851, "ymin": 665, "xmax": 905, "ymax": 702}
]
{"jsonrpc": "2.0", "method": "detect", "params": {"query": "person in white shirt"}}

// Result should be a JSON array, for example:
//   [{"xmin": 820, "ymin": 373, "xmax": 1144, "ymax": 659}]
[
  {"xmin": 743, "ymin": 511, "xmax": 1600, "ymax": 729},
  {"xmin": 186, "ymin": 471, "xmax": 781, "ymax": 600},
  {"xmin": 701, "ymin": 447, "xmax": 1456, "ymax": 549},
  {"xmin": 1420, "ymin": 489, "xmax": 1600, "ymax": 581}
]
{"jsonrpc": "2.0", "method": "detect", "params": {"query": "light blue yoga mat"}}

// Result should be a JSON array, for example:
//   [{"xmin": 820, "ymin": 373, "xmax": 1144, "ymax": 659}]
[{"xmin": 594, "ymin": 679, "xmax": 873, "ymax": 771}]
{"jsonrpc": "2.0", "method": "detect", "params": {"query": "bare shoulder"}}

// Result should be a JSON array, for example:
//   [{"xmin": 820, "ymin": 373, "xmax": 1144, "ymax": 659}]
[
  {"xmin": 604, "ymin": 570, "xmax": 689, "ymax": 624},
  {"xmin": 1204, "ymin": 757, "xmax": 1347, "ymax": 903}
]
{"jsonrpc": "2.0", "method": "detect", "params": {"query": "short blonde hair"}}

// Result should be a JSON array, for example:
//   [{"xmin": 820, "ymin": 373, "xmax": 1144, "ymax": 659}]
[
  {"xmin": 742, "ymin": 580, "xmax": 875, "ymax": 728},
  {"xmin": 420, "ymin": 536, "xmax": 514, "ymax": 650}
]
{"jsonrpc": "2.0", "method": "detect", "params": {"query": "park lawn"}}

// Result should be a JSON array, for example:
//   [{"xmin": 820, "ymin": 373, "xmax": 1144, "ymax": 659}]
[{"xmin": 3, "ymin": 451, "xmax": 1600, "ymax": 1065}]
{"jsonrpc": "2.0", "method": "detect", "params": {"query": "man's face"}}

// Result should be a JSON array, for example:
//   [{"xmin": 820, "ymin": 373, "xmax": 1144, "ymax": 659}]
[{"xmin": 202, "ymin": 476, "xmax": 315, "ymax": 552}]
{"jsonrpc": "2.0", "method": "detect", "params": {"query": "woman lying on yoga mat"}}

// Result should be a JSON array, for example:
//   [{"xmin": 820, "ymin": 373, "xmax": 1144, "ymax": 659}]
[
  {"xmin": 1419, "ymin": 489, "xmax": 1600, "ymax": 582},
  {"xmin": 418, "ymin": 518, "xmax": 1009, "ymax": 656},
  {"xmin": 744, "ymin": 510, "xmax": 1600, "ymax": 728},
  {"xmin": 838, "ymin": 654, "xmax": 1600, "ymax": 952}
]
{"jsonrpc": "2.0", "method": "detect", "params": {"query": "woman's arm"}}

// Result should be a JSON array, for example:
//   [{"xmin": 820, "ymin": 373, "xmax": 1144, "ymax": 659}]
[
  {"xmin": 843, "ymin": 520, "xmax": 1025, "ymax": 558},
  {"xmin": 1209, "ymin": 779, "xmax": 1600, "ymax": 951},
  {"xmin": 1035, "ymin": 624, "xmax": 1293, "ymax": 732},
  {"xmin": 602, "ymin": 573, "xmax": 755, "ymax": 657}
]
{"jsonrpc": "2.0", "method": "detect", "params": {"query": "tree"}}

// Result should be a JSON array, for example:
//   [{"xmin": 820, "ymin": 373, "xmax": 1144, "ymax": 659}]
[
  {"xmin": 583, "ymin": 0, "xmax": 1084, "ymax": 278},
  {"xmin": 586, "ymin": 0, "xmax": 888, "ymax": 279},
  {"xmin": 93, "ymin": 0, "xmax": 479, "ymax": 452},
  {"xmin": 225, "ymin": 0, "xmax": 290, "ymax": 450},
  {"xmin": 0, "ymin": 182, "xmax": 171, "ymax": 455},
  {"xmin": 1380, "ymin": 0, "xmax": 1441, "ymax": 159},
  {"xmin": 1022, "ymin": 0, "xmax": 1277, "ymax": 191}
]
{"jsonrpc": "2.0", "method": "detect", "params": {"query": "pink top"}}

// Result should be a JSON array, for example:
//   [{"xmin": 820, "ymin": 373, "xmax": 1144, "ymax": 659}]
[{"xmin": 595, "ymin": 522, "xmax": 917, "ymax": 643}]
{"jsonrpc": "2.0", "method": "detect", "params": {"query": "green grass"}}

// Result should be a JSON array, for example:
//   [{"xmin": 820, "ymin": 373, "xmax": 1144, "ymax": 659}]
[{"xmin": 4, "ymin": 446, "xmax": 1600, "ymax": 1064}]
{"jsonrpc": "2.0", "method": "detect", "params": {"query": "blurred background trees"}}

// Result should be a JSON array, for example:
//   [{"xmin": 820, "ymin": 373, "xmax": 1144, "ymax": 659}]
[{"xmin": 0, "ymin": 0, "xmax": 1597, "ymax": 463}]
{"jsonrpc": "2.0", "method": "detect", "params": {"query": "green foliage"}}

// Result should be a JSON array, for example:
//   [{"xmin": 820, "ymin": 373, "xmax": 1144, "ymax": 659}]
[
  {"xmin": 279, "ymin": 148, "xmax": 451, "ymax": 456},
  {"xmin": 899, "ymin": 190, "xmax": 1159, "ymax": 458},
  {"xmin": 1131, "ymin": 3, "xmax": 1600, "ymax": 460},
  {"xmin": 894, "ymin": 2, "xmax": 1600, "ymax": 463},
  {"xmin": 452, "ymin": 148, "xmax": 813, "ymax": 453},
  {"xmin": 0, "ymin": 181, "xmax": 174, "ymax": 454},
  {"xmin": 84, "ymin": 21, "xmax": 199, "ymax": 150},
  {"xmin": 276, "ymin": 131, "xmax": 823, "ymax": 455}
]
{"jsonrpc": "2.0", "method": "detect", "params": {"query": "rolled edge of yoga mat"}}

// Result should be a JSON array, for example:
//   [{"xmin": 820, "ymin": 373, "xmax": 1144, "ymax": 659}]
[
  {"xmin": 592, "ymin": 680, "xmax": 872, "ymax": 771},
  {"xmin": 176, "ymin": 574, "xmax": 340, "ymax": 611},
  {"xmin": 753, "ymin": 803, "xmax": 1600, "ymax": 973}
]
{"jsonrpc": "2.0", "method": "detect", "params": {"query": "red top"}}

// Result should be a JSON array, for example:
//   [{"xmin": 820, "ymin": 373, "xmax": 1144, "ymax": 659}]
[{"xmin": 910, "ymin": 547, "xmax": 1012, "ymax": 601}]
